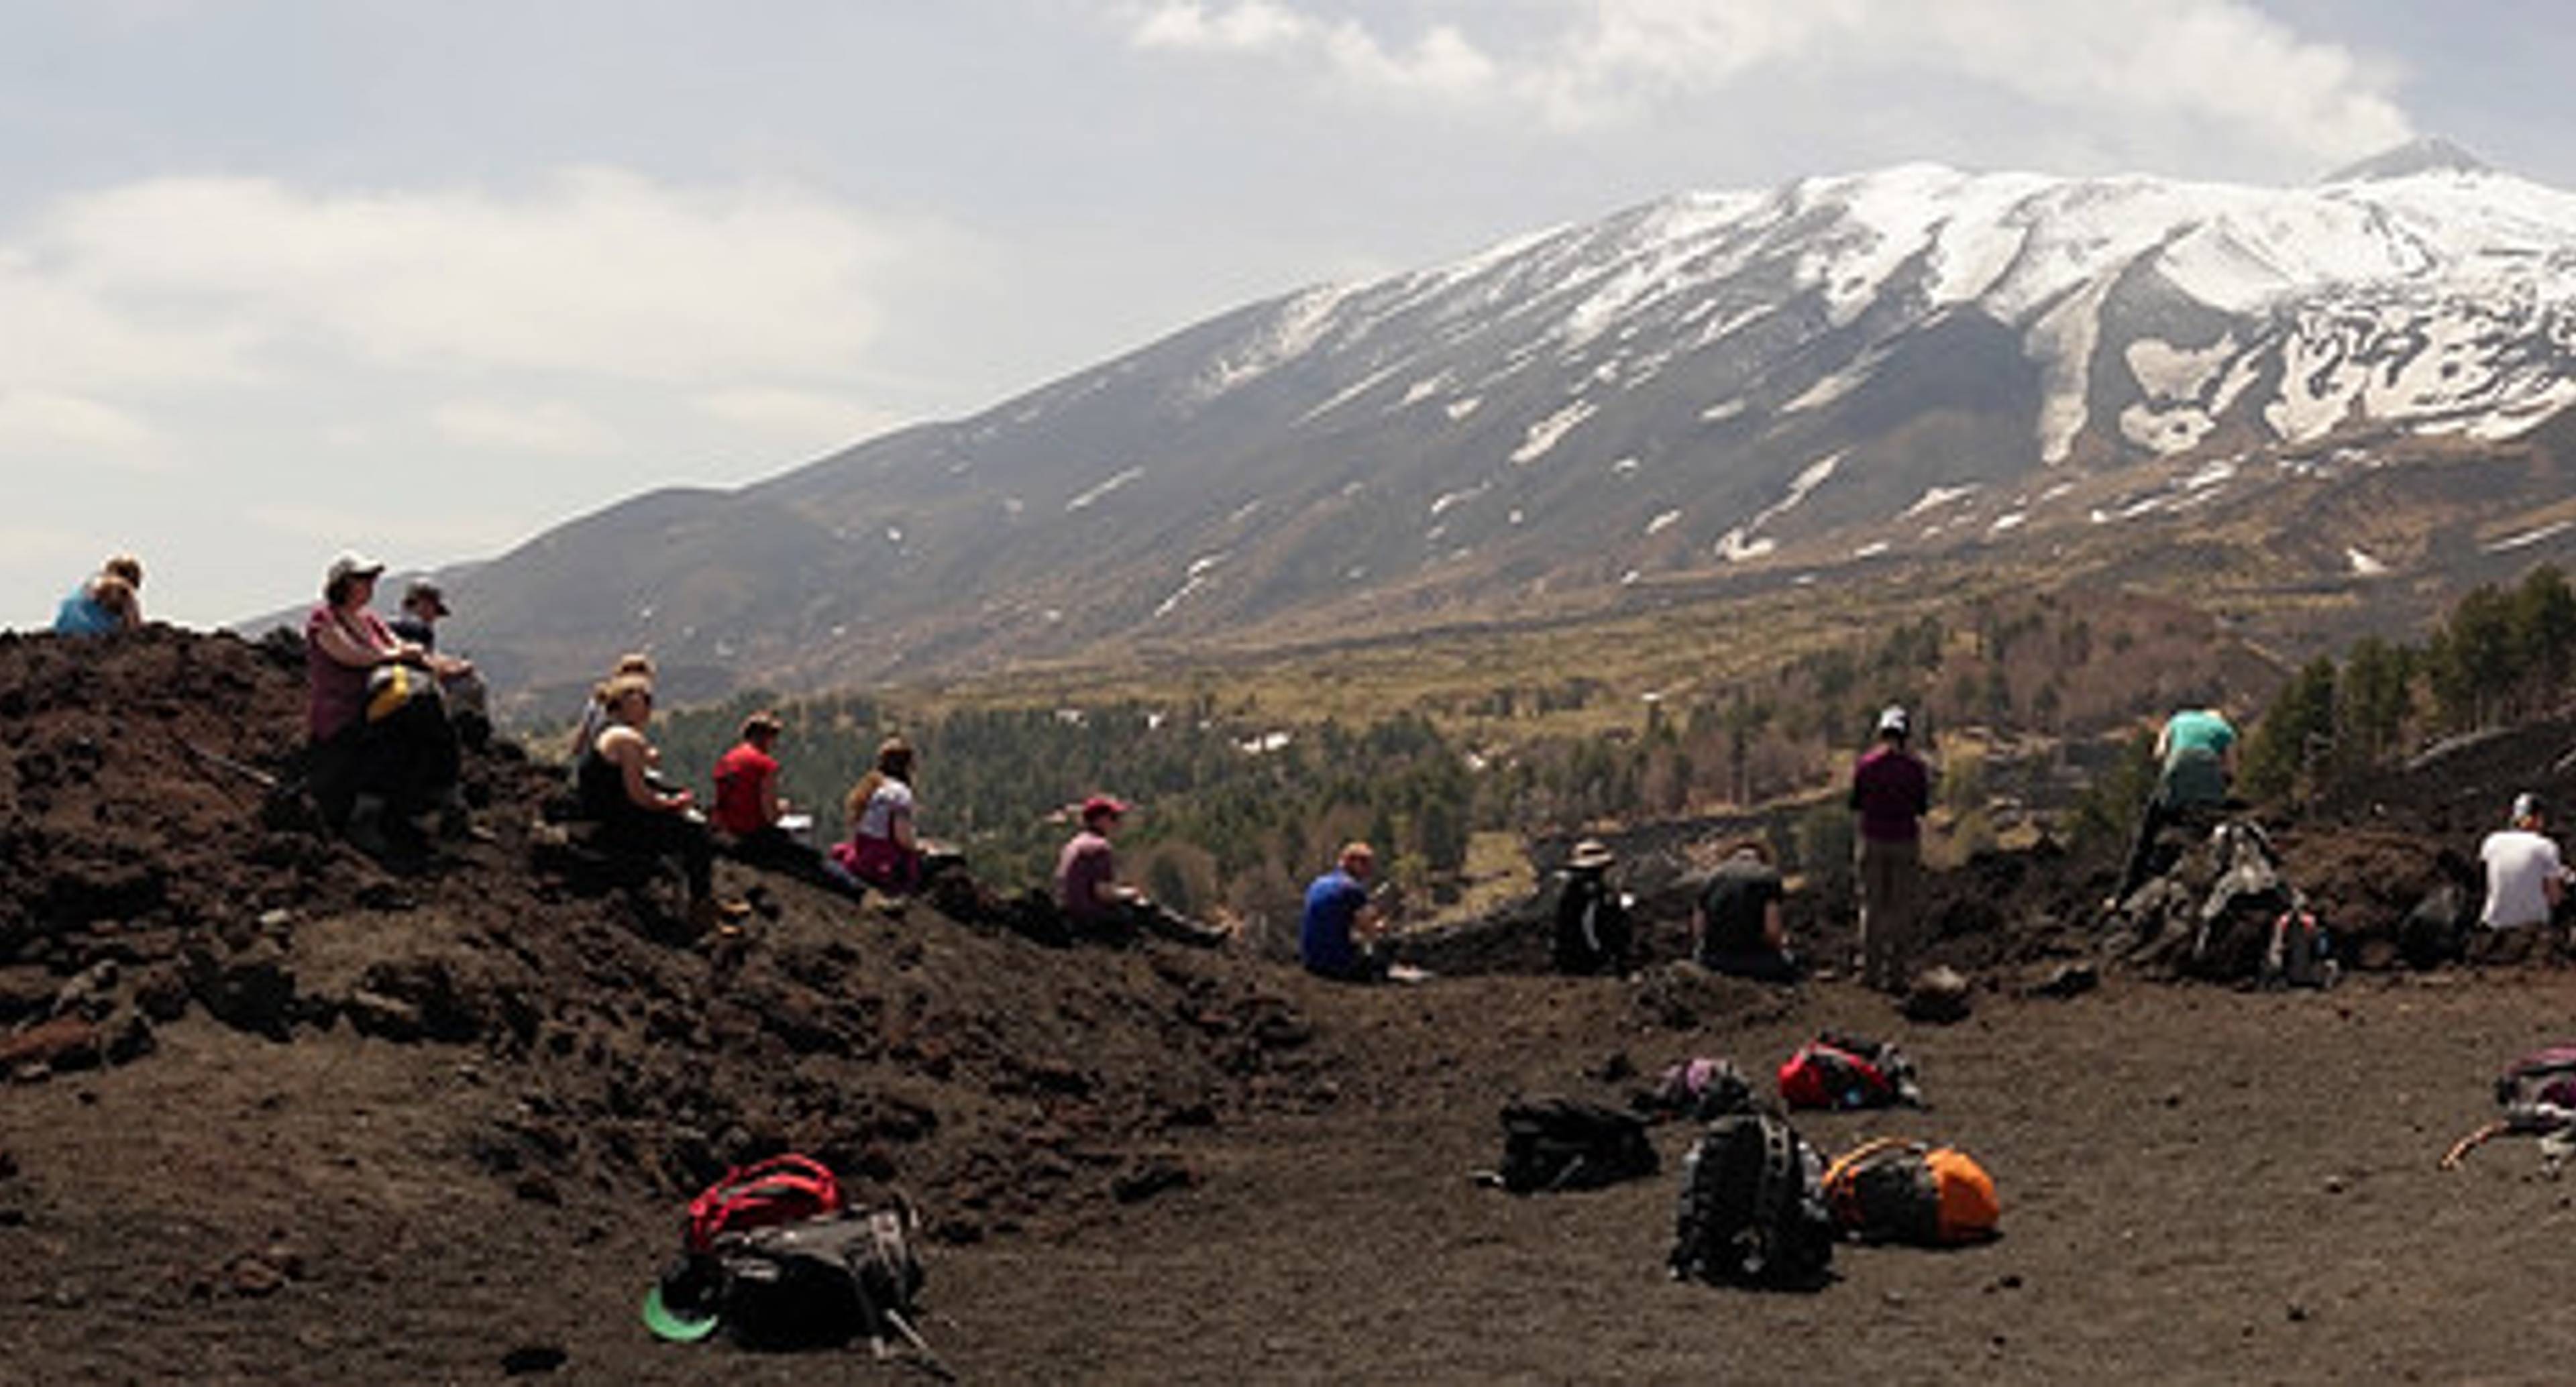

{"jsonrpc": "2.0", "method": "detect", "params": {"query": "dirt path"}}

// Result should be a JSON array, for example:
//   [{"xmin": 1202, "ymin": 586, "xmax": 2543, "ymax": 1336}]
[{"xmin": 12, "ymin": 967, "xmax": 2576, "ymax": 1384}]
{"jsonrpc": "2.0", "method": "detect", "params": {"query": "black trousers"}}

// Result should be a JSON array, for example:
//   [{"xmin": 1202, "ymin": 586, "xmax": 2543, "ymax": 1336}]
[{"xmin": 600, "ymin": 809, "xmax": 716, "ymax": 899}]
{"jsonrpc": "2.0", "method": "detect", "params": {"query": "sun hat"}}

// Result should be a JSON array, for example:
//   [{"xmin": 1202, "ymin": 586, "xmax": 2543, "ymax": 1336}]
[
  {"xmin": 1568, "ymin": 838, "xmax": 1616, "ymax": 870},
  {"xmin": 325, "ymin": 551, "xmax": 386, "ymax": 588},
  {"xmin": 1876, "ymin": 704, "xmax": 1911, "ymax": 738},
  {"xmin": 1079, "ymin": 795, "xmax": 1130, "ymax": 822},
  {"xmin": 2514, "ymin": 791, "xmax": 2545, "ymax": 824}
]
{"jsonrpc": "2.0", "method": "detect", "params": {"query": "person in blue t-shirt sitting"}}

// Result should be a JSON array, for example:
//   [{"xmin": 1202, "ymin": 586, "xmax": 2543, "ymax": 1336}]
[
  {"xmin": 53, "ymin": 555, "xmax": 144, "ymax": 636},
  {"xmin": 1301, "ymin": 841, "xmax": 1390, "ymax": 982}
]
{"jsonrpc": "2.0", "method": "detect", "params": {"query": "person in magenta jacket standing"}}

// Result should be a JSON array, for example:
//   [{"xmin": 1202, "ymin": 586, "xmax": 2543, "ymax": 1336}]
[{"xmin": 1850, "ymin": 705, "xmax": 1931, "ymax": 992}]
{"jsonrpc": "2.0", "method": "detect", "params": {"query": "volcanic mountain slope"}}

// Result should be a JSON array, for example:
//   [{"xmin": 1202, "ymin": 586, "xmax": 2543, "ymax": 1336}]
[
  {"xmin": 16, "ymin": 628, "xmax": 2576, "ymax": 1382},
  {"xmin": 392, "ymin": 140, "xmax": 2576, "ymax": 712}
]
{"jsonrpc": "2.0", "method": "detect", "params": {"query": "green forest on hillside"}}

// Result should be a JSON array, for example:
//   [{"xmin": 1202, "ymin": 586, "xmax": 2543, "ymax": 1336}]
[{"xmin": 612, "ymin": 581, "xmax": 2273, "ymax": 930}]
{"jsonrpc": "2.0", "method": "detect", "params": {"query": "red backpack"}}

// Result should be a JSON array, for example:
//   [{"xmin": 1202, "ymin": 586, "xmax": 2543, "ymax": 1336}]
[
  {"xmin": 1778, "ymin": 1033, "xmax": 1924, "ymax": 1111},
  {"xmin": 685, "ymin": 1154, "xmax": 846, "ymax": 1254}
]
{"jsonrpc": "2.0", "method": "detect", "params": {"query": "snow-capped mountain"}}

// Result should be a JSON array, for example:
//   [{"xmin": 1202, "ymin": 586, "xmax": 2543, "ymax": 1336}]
[{"xmin": 439, "ymin": 142, "xmax": 2576, "ymax": 708}]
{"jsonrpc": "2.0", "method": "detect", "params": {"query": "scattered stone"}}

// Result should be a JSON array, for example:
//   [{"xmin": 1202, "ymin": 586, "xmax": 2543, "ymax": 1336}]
[
  {"xmin": 1112, "ymin": 1156, "xmax": 1195, "ymax": 1204},
  {"xmin": 100, "ymin": 1009, "xmax": 155, "ymax": 1066},
  {"xmin": 50, "ymin": 961, "xmax": 118, "ymax": 1019},
  {"xmin": 343, "ymin": 990, "xmax": 425, "ymax": 1042},
  {"xmin": 256, "ymin": 909, "xmax": 292, "ymax": 930},
  {"xmin": 0, "ymin": 1017, "xmax": 102, "ymax": 1073},
  {"xmin": 2030, "ymin": 962, "xmax": 2099, "ymax": 999},
  {"xmin": 500, "ymin": 1344, "xmax": 568, "ymax": 1376},
  {"xmin": 1883, "ymin": 1290, "xmax": 1909, "ymax": 1308},
  {"xmin": 227, "ymin": 1255, "xmax": 286, "ymax": 1298},
  {"xmin": 1903, "ymin": 966, "xmax": 1974, "ymax": 1024},
  {"xmin": 188, "ymin": 942, "xmax": 297, "ymax": 1039},
  {"xmin": 2287, "ymin": 1302, "xmax": 2310, "ymax": 1323},
  {"xmin": 2324, "ymin": 1175, "xmax": 2347, "ymax": 1195}
]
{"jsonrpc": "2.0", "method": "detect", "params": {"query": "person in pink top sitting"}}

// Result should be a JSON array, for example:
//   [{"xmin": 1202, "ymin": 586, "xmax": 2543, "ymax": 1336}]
[
  {"xmin": 835, "ymin": 736, "xmax": 924, "ymax": 893},
  {"xmin": 303, "ymin": 551, "xmax": 471, "ymax": 858}
]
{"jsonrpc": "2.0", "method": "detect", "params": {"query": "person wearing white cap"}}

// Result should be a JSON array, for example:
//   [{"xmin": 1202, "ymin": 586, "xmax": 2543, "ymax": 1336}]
[
  {"xmin": 2474, "ymin": 792, "xmax": 2570, "ymax": 965},
  {"xmin": 1849, "ymin": 704, "xmax": 1930, "ymax": 992}
]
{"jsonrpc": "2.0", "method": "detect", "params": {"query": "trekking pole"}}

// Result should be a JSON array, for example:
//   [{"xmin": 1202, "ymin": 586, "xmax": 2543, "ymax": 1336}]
[
  {"xmin": 178, "ymin": 738, "xmax": 280, "ymax": 790},
  {"xmin": 881, "ymin": 1307, "xmax": 956, "ymax": 1382}
]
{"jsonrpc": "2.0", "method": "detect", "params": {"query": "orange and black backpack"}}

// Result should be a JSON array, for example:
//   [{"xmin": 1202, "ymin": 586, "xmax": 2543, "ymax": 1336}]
[{"xmin": 1820, "ymin": 1138, "xmax": 1999, "ymax": 1246}]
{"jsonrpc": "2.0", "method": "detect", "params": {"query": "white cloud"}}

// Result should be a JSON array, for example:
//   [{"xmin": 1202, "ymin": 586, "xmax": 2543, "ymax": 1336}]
[
  {"xmin": 1123, "ymin": 0, "xmax": 2412, "ymax": 163},
  {"xmin": 1126, "ymin": 1, "xmax": 1500, "ymax": 98},
  {"xmin": 430, "ymin": 400, "xmax": 621, "ymax": 457},
  {"xmin": 0, "ymin": 388, "xmax": 166, "ymax": 462},
  {"xmin": 1130, "ymin": 0, "xmax": 1308, "ymax": 52},
  {"xmin": 26, "ymin": 168, "xmax": 918, "ymax": 385}
]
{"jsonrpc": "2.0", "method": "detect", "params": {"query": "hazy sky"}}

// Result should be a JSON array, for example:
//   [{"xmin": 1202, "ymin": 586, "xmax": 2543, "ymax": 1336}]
[{"xmin": 5, "ymin": 0, "xmax": 2571, "ymax": 628}]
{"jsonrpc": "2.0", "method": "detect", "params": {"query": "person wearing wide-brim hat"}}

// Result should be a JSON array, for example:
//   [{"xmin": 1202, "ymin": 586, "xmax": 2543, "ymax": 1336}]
[{"xmin": 1554, "ymin": 838, "xmax": 1631, "ymax": 975}]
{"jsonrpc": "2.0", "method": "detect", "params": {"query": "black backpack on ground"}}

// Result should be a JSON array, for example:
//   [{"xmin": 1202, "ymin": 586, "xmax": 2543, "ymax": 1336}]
[
  {"xmin": 1669, "ymin": 1113, "xmax": 1835, "ymax": 1290},
  {"xmin": 1496, "ymin": 1097, "xmax": 1660, "ymax": 1194},
  {"xmin": 719, "ymin": 1206, "xmax": 926, "ymax": 1352}
]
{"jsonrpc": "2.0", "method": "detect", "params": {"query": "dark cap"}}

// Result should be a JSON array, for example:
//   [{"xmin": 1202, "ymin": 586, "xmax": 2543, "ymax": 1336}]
[{"xmin": 402, "ymin": 580, "xmax": 450, "ymax": 617}]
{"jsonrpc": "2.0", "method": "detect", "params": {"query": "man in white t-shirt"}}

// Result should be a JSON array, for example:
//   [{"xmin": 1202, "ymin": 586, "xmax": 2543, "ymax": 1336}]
[{"xmin": 2476, "ymin": 792, "xmax": 2569, "ymax": 965}]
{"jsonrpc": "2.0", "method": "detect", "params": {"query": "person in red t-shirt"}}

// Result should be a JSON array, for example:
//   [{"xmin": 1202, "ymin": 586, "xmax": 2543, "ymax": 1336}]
[
  {"xmin": 1849, "ymin": 704, "xmax": 1932, "ymax": 992},
  {"xmin": 710, "ymin": 711, "xmax": 858, "ymax": 897}
]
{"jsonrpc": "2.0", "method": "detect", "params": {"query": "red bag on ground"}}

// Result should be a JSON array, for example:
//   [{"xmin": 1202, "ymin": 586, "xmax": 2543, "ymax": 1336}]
[{"xmin": 685, "ymin": 1154, "xmax": 845, "ymax": 1254}]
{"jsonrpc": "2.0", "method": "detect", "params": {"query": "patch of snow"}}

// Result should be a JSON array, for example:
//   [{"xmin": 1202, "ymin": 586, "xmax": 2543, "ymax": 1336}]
[
  {"xmin": 885, "ymin": 526, "xmax": 904, "ymax": 545},
  {"xmin": 1645, "ymin": 508, "xmax": 1682, "ymax": 537},
  {"xmin": 1296, "ymin": 361, "xmax": 1407, "ymax": 425},
  {"xmin": 1699, "ymin": 399, "xmax": 1746, "ymax": 423},
  {"xmin": 1401, "ymin": 374, "xmax": 1449, "ymax": 406},
  {"xmin": 2038, "ymin": 482, "xmax": 2074, "ymax": 502},
  {"xmin": 1990, "ymin": 511, "xmax": 2027, "ymax": 533},
  {"xmin": 1227, "ymin": 498, "xmax": 1265, "ymax": 525},
  {"xmin": 1782, "ymin": 357, "xmax": 1876, "ymax": 414},
  {"xmin": 1238, "ymin": 730, "xmax": 1293, "ymax": 755},
  {"xmin": 1001, "ymin": 496, "xmax": 1024, "ymax": 516},
  {"xmin": 1188, "ymin": 284, "xmax": 1356, "ymax": 402},
  {"xmin": 1619, "ymin": 569, "xmax": 1642, "ymax": 586},
  {"xmin": 2347, "ymin": 547, "xmax": 2389, "ymax": 575},
  {"xmin": 1511, "ymin": 400, "xmax": 1597, "ymax": 465},
  {"xmin": 1066, "ymin": 466, "xmax": 1144, "ymax": 512},
  {"xmin": 1902, "ymin": 484, "xmax": 1978, "ymax": 519},
  {"xmin": 1507, "ymin": 508, "xmax": 1525, "ymax": 526},
  {"xmin": 1854, "ymin": 541, "xmax": 1891, "ymax": 558},
  {"xmin": 2181, "ymin": 459, "xmax": 2237, "ymax": 491},
  {"xmin": 1445, "ymin": 396, "xmax": 1482, "ymax": 421},
  {"xmin": 1715, "ymin": 527, "xmax": 1776, "ymax": 562},
  {"xmin": 2486, "ymin": 519, "xmax": 2576, "ymax": 553},
  {"xmin": 1429, "ymin": 486, "xmax": 1486, "ymax": 518},
  {"xmin": 1610, "ymin": 456, "xmax": 1642, "ymax": 476}
]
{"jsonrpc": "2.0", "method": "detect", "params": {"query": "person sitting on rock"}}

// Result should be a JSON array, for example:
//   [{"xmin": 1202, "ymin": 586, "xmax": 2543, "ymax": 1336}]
[
  {"xmin": 1302, "ymin": 840, "xmax": 1392, "ymax": 982},
  {"xmin": 835, "ymin": 735, "xmax": 925, "ymax": 893},
  {"xmin": 303, "ymin": 551, "xmax": 466, "ymax": 857},
  {"xmin": 709, "ymin": 710, "xmax": 860, "ymax": 896},
  {"xmin": 53, "ymin": 555, "xmax": 144, "ymax": 636},
  {"xmin": 1552, "ymin": 838, "xmax": 1631, "ymax": 975},
  {"xmin": 569, "ymin": 653, "xmax": 656, "ymax": 783},
  {"xmin": 1692, "ymin": 838, "xmax": 1801, "ymax": 983},
  {"xmin": 386, "ymin": 579, "xmax": 492, "ymax": 751},
  {"xmin": 579, "ymin": 673, "xmax": 749, "ymax": 932},
  {"xmin": 1053, "ymin": 795, "xmax": 1226, "ymax": 947},
  {"xmin": 2470, "ymin": 791, "xmax": 2571, "ymax": 966}
]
